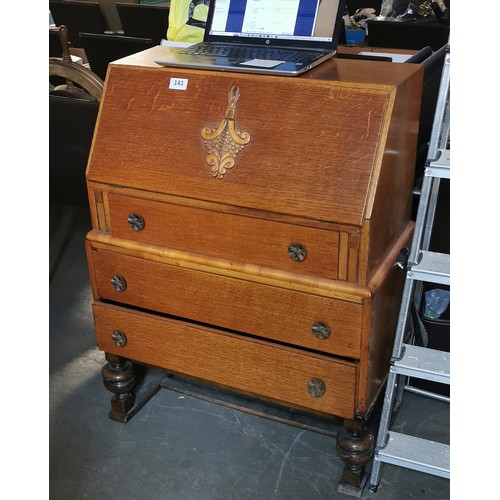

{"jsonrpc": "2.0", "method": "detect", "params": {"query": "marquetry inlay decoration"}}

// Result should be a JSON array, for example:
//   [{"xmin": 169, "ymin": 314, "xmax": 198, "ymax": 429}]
[{"xmin": 201, "ymin": 85, "xmax": 250, "ymax": 179}]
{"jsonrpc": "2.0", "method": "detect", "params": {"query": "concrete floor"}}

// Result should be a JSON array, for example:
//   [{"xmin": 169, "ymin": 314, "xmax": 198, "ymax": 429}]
[{"xmin": 49, "ymin": 202, "xmax": 450, "ymax": 500}]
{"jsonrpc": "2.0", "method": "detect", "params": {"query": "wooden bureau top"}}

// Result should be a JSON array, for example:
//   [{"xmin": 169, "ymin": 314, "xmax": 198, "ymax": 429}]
[
  {"xmin": 108, "ymin": 45, "xmax": 422, "ymax": 87},
  {"xmin": 87, "ymin": 46, "xmax": 422, "ymax": 229}
]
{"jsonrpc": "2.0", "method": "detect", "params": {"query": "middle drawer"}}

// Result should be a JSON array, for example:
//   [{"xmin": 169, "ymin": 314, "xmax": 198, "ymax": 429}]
[{"xmin": 89, "ymin": 246, "xmax": 363, "ymax": 359}]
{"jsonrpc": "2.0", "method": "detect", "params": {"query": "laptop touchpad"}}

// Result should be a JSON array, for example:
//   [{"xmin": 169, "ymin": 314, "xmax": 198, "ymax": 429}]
[{"xmin": 239, "ymin": 59, "xmax": 285, "ymax": 68}]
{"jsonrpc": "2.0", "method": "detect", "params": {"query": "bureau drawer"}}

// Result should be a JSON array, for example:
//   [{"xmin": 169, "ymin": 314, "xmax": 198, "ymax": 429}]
[
  {"xmin": 108, "ymin": 193, "xmax": 341, "ymax": 280},
  {"xmin": 93, "ymin": 301, "xmax": 357, "ymax": 419},
  {"xmin": 90, "ymin": 247, "xmax": 363, "ymax": 358}
]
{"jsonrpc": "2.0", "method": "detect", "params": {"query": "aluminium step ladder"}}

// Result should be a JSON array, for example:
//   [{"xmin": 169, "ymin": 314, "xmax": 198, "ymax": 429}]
[{"xmin": 369, "ymin": 44, "xmax": 450, "ymax": 491}]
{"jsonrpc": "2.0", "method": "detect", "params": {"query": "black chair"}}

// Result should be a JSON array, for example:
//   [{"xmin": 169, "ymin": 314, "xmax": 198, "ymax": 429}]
[
  {"xmin": 366, "ymin": 19, "xmax": 450, "ymax": 51},
  {"xmin": 408, "ymin": 44, "xmax": 448, "ymax": 179},
  {"xmin": 417, "ymin": 44, "xmax": 449, "ymax": 254},
  {"xmin": 50, "ymin": 28, "xmax": 64, "ymax": 57},
  {"xmin": 79, "ymin": 32, "xmax": 155, "ymax": 80},
  {"xmin": 50, "ymin": 95, "xmax": 100, "ymax": 207},
  {"xmin": 404, "ymin": 45, "xmax": 433, "ymax": 64},
  {"xmin": 49, "ymin": 0, "xmax": 108, "ymax": 47},
  {"xmin": 49, "ymin": 24, "xmax": 103, "ymax": 207},
  {"xmin": 405, "ymin": 43, "xmax": 448, "ymax": 253},
  {"xmin": 116, "ymin": 2, "xmax": 170, "ymax": 45}
]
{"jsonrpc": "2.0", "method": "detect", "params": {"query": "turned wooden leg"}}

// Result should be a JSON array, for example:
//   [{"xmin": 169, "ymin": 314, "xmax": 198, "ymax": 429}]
[
  {"xmin": 100, "ymin": 352, "xmax": 167, "ymax": 423},
  {"xmin": 336, "ymin": 418, "xmax": 374, "ymax": 492},
  {"xmin": 101, "ymin": 352, "xmax": 137, "ymax": 422}
]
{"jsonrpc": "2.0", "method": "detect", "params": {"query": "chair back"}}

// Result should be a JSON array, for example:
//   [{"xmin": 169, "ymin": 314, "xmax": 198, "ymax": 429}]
[
  {"xmin": 366, "ymin": 19, "xmax": 450, "ymax": 51},
  {"xmin": 116, "ymin": 2, "xmax": 170, "ymax": 45},
  {"xmin": 50, "ymin": 95, "xmax": 100, "ymax": 207},
  {"xmin": 50, "ymin": 0, "xmax": 108, "ymax": 47},
  {"xmin": 79, "ymin": 32, "xmax": 155, "ymax": 80}
]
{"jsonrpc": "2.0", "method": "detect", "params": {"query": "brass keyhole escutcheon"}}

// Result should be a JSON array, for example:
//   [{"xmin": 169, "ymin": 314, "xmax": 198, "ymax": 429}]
[
  {"xmin": 111, "ymin": 275, "xmax": 127, "ymax": 291},
  {"xmin": 127, "ymin": 213, "xmax": 145, "ymax": 231},
  {"xmin": 111, "ymin": 330, "xmax": 127, "ymax": 347},
  {"xmin": 288, "ymin": 242, "xmax": 307, "ymax": 262},
  {"xmin": 308, "ymin": 378, "xmax": 326, "ymax": 398},
  {"xmin": 312, "ymin": 321, "xmax": 331, "ymax": 340}
]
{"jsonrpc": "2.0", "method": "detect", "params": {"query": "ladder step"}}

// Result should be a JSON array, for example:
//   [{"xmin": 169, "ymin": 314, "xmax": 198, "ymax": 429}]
[
  {"xmin": 376, "ymin": 431, "xmax": 450, "ymax": 478},
  {"xmin": 393, "ymin": 344, "xmax": 450, "ymax": 384},
  {"xmin": 427, "ymin": 148, "xmax": 450, "ymax": 179},
  {"xmin": 408, "ymin": 250, "xmax": 450, "ymax": 285}
]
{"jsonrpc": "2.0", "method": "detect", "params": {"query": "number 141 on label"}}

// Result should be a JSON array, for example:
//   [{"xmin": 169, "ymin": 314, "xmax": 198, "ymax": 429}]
[{"xmin": 169, "ymin": 78, "xmax": 188, "ymax": 90}]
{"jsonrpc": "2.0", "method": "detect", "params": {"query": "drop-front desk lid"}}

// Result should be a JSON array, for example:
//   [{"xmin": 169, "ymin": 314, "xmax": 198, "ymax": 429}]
[{"xmin": 87, "ymin": 46, "xmax": 422, "ymax": 227}]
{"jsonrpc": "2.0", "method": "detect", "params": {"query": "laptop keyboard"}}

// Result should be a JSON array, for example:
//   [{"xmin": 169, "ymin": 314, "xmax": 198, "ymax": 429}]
[{"xmin": 180, "ymin": 44, "xmax": 319, "ymax": 63}]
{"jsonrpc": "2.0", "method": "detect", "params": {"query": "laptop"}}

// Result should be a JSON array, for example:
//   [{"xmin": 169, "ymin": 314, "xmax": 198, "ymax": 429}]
[{"xmin": 155, "ymin": 0, "xmax": 346, "ymax": 76}]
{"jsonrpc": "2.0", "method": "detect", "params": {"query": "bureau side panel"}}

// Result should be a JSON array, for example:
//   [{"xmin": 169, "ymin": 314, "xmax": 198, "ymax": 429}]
[
  {"xmin": 355, "ymin": 244, "xmax": 408, "ymax": 415},
  {"xmin": 93, "ymin": 302, "xmax": 357, "ymax": 419},
  {"xmin": 363, "ymin": 67, "xmax": 423, "ymax": 283}
]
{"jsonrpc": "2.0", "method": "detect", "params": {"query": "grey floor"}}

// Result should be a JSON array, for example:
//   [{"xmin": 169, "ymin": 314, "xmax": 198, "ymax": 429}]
[{"xmin": 49, "ymin": 202, "xmax": 450, "ymax": 500}]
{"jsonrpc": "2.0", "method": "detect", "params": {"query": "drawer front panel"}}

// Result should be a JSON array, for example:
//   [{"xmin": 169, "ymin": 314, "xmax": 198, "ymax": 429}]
[
  {"xmin": 108, "ymin": 193, "xmax": 340, "ymax": 280},
  {"xmin": 93, "ymin": 302, "xmax": 357, "ymax": 419},
  {"xmin": 91, "ymin": 247, "xmax": 362, "ymax": 358}
]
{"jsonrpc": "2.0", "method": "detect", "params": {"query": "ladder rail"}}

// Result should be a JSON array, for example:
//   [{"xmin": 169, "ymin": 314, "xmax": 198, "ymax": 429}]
[
  {"xmin": 408, "ymin": 169, "xmax": 437, "ymax": 267},
  {"xmin": 420, "ymin": 176, "xmax": 442, "ymax": 254},
  {"xmin": 427, "ymin": 48, "xmax": 450, "ymax": 161},
  {"xmin": 369, "ymin": 369, "xmax": 400, "ymax": 484}
]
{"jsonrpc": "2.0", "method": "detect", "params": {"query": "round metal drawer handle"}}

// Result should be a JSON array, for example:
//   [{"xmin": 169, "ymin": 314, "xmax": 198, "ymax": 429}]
[
  {"xmin": 288, "ymin": 242, "xmax": 307, "ymax": 262},
  {"xmin": 308, "ymin": 378, "xmax": 326, "ymax": 398},
  {"xmin": 127, "ymin": 213, "xmax": 145, "ymax": 231},
  {"xmin": 312, "ymin": 321, "xmax": 331, "ymax": 340},
  {"xmin": 111, "ymin": 330, "xmax": 127, "ymax": 347},
  {"xmin": 111, "ymin": 275, "xmax": 127, "ymax": 292}
]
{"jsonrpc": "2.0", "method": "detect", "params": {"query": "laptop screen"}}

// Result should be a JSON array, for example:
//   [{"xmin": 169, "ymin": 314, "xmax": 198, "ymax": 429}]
[{"xmin": 206, "ymin": 0, "xmax": 345, "ymax": 48}]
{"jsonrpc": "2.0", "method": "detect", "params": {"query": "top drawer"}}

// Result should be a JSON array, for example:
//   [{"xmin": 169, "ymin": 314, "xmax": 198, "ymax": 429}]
[
  {"xmin": 87, "ymin": 67, "xmax": 391, "ymax": 226},
  {"xmin": 107, "ymin": 192, "xmax": 341, "ymax": 280}
]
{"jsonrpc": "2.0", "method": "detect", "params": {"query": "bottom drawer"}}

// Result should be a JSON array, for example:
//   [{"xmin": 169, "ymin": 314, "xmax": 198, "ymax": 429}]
[{"xmin": 93, "ymin": 302, "xmax": 357, "ymax": 419}]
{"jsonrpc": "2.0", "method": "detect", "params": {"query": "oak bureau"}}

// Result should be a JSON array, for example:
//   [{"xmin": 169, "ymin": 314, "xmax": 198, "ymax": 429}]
[{"xmin": 85, "ymin": 45, "xmax": 423, "ymax": 491}]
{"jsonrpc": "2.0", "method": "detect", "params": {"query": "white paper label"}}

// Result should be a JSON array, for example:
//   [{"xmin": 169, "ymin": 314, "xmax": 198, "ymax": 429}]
[{"xmin": 169, "ymin": 78, "xmax": 188, "ymax": 90}]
